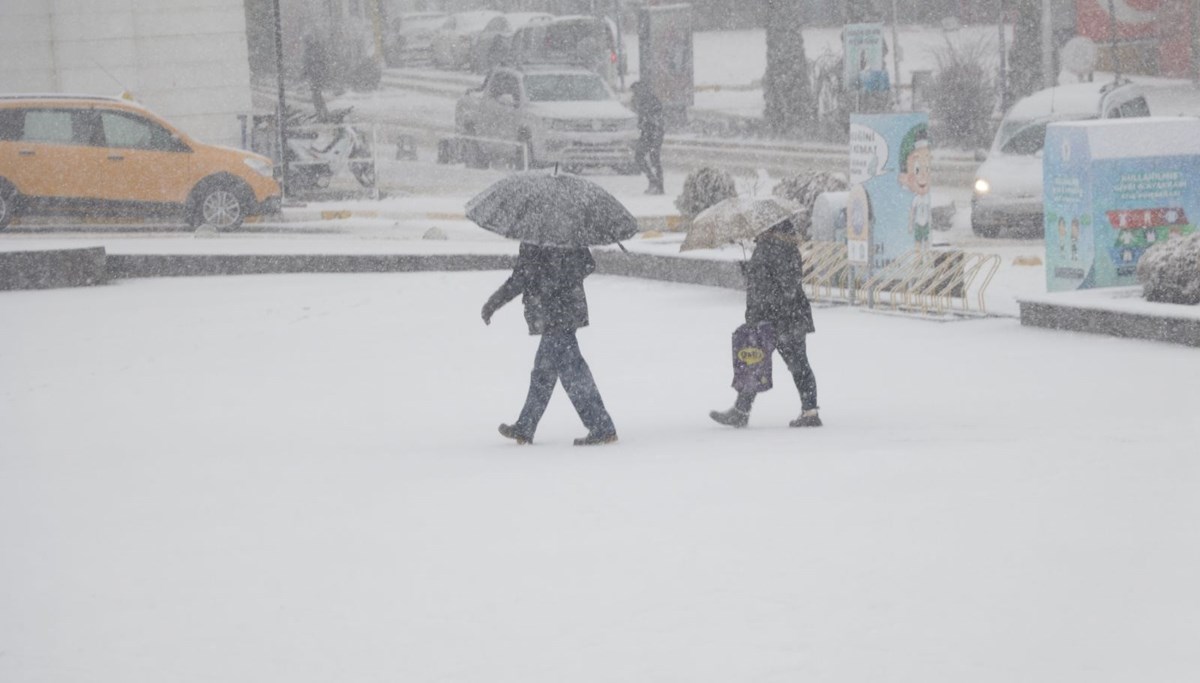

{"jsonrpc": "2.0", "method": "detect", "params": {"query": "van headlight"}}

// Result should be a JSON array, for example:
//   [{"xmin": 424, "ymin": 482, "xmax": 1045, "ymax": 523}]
[
  {"xmin": 973, "ymin": 178, "xmax": 991, "ymax": 195},
  {"xmin": 243, "ymin": 157, "xmax": 274, "ymax": 178}
]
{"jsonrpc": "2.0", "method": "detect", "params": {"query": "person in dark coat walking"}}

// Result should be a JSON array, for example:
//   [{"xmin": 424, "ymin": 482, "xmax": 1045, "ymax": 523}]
[
  {"xmin": 482, "ymin": 242, "xmax": 618, "ymax": 446},
  {"xmin": 629, "ymin": 81, "xmax": 665, "ymax": 195},
  {"xmin": 710, "ymin": 216, "xmax": 822, "ymax": 428}
]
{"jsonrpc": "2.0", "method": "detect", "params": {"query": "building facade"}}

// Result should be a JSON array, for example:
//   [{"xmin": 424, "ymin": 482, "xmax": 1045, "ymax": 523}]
[{"xmin": 0, "ymin": 0, "xmax": 255, "ymax": 147}]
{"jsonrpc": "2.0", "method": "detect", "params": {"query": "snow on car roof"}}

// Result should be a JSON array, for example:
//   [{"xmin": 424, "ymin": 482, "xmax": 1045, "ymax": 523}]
[
  {"xmin": 1005, "ymin": 81, "xmax": 1139, "ymax": 121},
  {"xmin": 503, "ymin": 12, "xmax": 552, "ymax": 27},
  {"xmin": 450, "ymin": 11, "xmax": 501, "ymax": 31}
]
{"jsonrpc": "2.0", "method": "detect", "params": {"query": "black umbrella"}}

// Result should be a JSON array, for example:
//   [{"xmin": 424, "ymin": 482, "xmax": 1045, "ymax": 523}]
[{"xmin": 465, "ymin": 170, "xmax": 639, "ymax": 247}]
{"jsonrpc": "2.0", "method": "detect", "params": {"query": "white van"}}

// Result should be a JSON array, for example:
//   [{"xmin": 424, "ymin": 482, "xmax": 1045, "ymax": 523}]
[{"xmin": 971, "ymin": 80, "xmax": 1149, "ymax": 238}]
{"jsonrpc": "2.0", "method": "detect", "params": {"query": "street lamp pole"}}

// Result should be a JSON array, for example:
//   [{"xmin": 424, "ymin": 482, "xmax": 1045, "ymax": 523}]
[
  {"xmin": 272, "ymin": 0, "xmax": 289, "ymax": 198},
  {"xmin": 1041, "ymin": 0, "xmax": 1055, "ymax": 87}
]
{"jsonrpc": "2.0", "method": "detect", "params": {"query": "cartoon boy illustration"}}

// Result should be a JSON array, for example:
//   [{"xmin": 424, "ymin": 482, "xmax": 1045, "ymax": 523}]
[
  {"xmin": 897, "ymin": 123, "xmax": 931, "ymax": 247},
  {"xmin": 1057, "ymin": 217, "xmax": 1067, "ymax": 256},
  {"xmin": 1070, "ymin": 218, "xmax": 1080, "ymax": 260}
]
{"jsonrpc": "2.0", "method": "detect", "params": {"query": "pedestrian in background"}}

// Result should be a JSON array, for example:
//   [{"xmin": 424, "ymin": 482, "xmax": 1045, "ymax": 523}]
[
  {"xmin": 482, "ymin": 242, "xmax": 618, "ymax": 446},
  {"xmin": 302, "ymin": 33, "xmax": 331, "ymax": 121},
  {"xmin": 710, "ymin": 216, "xmax": 822, "ymax": 429},
  {"xmin": 630, "ymin": 81, "xmax": 664, "ymax": 195}
]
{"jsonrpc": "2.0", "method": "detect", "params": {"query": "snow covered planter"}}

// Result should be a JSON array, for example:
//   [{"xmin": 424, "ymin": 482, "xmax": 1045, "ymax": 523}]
[
  {"xmin": 675, "ymin": 167, "xmax": 737, "ymax": 224},
  {"xmin": 1136, "ymin": 233, "xmax": 1200, "ymax": 305}
]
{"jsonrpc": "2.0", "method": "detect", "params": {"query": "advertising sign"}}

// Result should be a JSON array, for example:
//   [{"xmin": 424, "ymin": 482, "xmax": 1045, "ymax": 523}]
[
  {"xmin": 1076, "ymin": 0, "xmax": 1162, "ymax": 41},
  {"xmin": 847, "ymin": 113, "xmax": 932, "ymax": 274},
  {"xmin": 1043, "ymin": 117, "xmax": 1200, "ymax": 292},
  {"xmin": 843, "ymin": 23, "xmax": 889, "ymax": 93}
]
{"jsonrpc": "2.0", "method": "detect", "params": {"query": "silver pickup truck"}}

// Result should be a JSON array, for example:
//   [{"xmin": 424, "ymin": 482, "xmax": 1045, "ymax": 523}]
[{"xmin": 453, "ymin": 64, "xmax": 639, "ymax": 173}]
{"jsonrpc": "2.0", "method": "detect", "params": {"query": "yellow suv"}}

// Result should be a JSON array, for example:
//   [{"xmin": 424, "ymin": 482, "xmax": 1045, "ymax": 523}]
[{"xmin": 0, "ymin": 94, "xmax": 281, "ymax": 230}]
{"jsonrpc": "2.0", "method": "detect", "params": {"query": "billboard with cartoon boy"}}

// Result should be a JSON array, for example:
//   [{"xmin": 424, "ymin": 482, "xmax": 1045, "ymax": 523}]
[{"xmin": 848, "ymin": 113, "xmax": 931, "ymax": 275}]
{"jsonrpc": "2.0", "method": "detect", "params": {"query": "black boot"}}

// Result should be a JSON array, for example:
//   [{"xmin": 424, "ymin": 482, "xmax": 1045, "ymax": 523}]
[
  {"xmin": 709, "ymin": 407, "xmax": 749, "ymax": 428},
  {"xmin": 788, "ymin": 409, "xmax": 822, "ymax": 428},
  {"xmin": 574, "ymin": 431, "xmax": 618, "ymax": 446},
  {"xmin": 498, "ymin": 423, "xmax": 532, "ymax": 444}
]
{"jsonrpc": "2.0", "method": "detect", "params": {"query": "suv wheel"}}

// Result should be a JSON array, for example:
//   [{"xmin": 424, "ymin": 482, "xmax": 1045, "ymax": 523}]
[
  {"xmin": 191, "ymin": 180, "xmax": 247, "ymax": 230},
  {"xmin": 0, "ymin": 181, "xmax": 18, "ymax": 230}
]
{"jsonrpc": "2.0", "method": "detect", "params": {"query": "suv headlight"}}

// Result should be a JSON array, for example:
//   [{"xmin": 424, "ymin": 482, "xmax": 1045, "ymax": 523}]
[
  {"xmin": 973, "ymin": 178, "xmax": 991, "ymax": 195},
  {"xmin": 244, "ymin": 157, "xmax": 274, "ymax": 178}
]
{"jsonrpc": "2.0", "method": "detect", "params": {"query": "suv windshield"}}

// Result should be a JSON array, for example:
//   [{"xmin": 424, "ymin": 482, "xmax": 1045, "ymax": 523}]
[
  {"xmin": 998, "ymin": 121, "xmax": 1050, "ymax": 155},
  {"xmin": 996, "ymin": 117, "xmax": 1098, "ymax": 156},
  {"xmin": 524, "ymin": 73, "xmax": 609, "ymax": 102}
]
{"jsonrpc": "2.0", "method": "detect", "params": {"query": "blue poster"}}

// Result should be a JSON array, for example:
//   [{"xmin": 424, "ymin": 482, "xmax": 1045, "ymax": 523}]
[
  {"xmin": 848, "ymin": 112, "xmax": 931, "ymax": 274},
  {"xmin": 1044, "ymin": 118, "xmax": 1200, "ymax": 292},
  {"xmin": 843, "ymin": 24, "xmax": 889, "ymax": 93}
]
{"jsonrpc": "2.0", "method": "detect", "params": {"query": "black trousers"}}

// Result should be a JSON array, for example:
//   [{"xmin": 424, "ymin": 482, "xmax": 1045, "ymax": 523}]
[
  {"xmin": 514, "ymin": 331, "xmax": 616, "ymax": 438},
  {"xmin": 735, "ymin": 328, "xmax": 818, "ymax": 413},
  {"xmin": 635, "ymin": 140, "xmax": 663, "ymax": 190}
]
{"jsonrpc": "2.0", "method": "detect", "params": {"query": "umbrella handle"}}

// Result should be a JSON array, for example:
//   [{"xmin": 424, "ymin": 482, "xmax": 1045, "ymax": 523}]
[{"xmin": 615, "ymin": 241, "xmax": 628, "ymax": 253}]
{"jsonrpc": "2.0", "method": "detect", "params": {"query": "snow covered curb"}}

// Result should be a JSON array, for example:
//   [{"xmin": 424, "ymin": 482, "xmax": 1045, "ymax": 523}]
[
  {"xmin": 106, "ymin": 252, "xmax": 517, "ymax": 279},
  {"xmin": 0, "ymin": 246, "xmax": 107, "ymax": 290},
  {"xmin": 1019, "ymin": 287, "xmax": 1200, "ymax": 347}
]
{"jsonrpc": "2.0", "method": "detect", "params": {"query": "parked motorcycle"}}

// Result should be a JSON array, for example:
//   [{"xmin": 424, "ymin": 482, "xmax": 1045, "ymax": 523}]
[{"xmin": 281, "ymin": 106, "xmax": 375, "ymax": 191}]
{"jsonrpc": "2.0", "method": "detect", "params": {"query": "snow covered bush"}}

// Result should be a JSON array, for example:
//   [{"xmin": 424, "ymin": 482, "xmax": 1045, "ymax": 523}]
[
  {"xmin": 772, "ymin": 171, "xmax": 848, "ymax": 211},
  {"xmin": 928, "ymin": 36, "xmax": 996, "ymax": 149},
  {"xmin": 1136, "ymin": 233, "xmax": 1200, "ymax": 305},
  {"xmin": 675, "ymin": 167, "xmax": 738, "ymax": 223}
]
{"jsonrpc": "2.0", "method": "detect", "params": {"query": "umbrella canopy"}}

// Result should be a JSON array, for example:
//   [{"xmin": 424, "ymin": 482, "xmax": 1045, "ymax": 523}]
[
  {"xmin": 680, "ymin": 196, "xmax": 801, "ymax": 251},
  {"xmin": 465, "ymin": 171, "xmax": 639, "ymax": 247}
]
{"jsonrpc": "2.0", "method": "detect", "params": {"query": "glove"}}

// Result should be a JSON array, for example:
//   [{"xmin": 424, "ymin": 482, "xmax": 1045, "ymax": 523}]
[{"xmin": 481, "ymin": 303, "xmax": 494, "ymax": 325}]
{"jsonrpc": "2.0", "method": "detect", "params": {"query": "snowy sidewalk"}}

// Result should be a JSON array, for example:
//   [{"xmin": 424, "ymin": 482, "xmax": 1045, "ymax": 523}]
[{"xmin": 2, "ymin": 272, "xmax": 1198, "ymax": 683}]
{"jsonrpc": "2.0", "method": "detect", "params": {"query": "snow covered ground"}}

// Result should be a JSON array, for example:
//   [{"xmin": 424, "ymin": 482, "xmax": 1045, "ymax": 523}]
[{"xmin": 2, "ymin": 271, "xmax": 1199, "ymax": 682}]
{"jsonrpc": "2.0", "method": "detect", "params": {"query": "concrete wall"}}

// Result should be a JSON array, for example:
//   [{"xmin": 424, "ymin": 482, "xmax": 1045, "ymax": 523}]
[{"xmin": 0, "ymin": 0, "xmax": 254, "ymax": 148}]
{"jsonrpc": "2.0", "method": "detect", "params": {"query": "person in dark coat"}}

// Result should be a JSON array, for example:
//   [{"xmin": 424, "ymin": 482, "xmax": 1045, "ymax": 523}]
[
  {"xmin": 302, "ymin": 33, "xmax": 331, "ymax": 121},
  {"xmin": 710, "ymin": 216, "xmax": 821, "ymax": 428},
  {"xmin": 482, "ymin": 242, "xmax": 618, "ymax": 446},
  {"xmin": 629, "ymin": 81, "xmax": 664, "ymax": 195}
]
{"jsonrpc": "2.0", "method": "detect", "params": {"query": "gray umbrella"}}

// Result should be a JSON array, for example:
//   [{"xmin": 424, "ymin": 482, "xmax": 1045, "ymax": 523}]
[{"xmin": 465, "ymin": 171, "xmax": 639, "ymax": 247}]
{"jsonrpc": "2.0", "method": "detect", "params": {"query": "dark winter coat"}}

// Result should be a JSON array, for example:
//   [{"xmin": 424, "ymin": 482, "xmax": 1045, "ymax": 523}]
[
  {"xmin": 302, "ymin": 35, "xmax": 331, "ymax": 89},
  {"xmin": 631, "ymin": 86, "xmax": 665, "ymax": 146},
  {"xmin": 484, "ymin": 243, "xmax": 594, "ymax": 335},
  {"xmin": 743, "ymin": 229, "xmax": 815, "ymax": 335}
]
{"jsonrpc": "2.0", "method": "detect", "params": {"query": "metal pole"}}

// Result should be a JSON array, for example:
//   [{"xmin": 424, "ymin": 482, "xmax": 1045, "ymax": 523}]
[
  {"xmin": 998, "ymin": 0, "xmax": 1008, "ymax": 111},
  {"xmin": 613, "ymin": 0, "xmax": 626, "ymax": 91},
  {"xmin": 1041, "ymin": 0, "xmax": 1055, "ymax": 87},
  {"xmin": 272, "ymin": 0, "xmax": 289, "ymax": 198},
  {"xmin": 1108, "ymin": 0, "xmax": 1121, "ymax": 81},
  {"xmin": 1192, "ymin": 0, "xmax": 1199, "ymax": 87},
  {"xmin": 890, "ymin": 0, "xmax": 901, "ymax": 108}
]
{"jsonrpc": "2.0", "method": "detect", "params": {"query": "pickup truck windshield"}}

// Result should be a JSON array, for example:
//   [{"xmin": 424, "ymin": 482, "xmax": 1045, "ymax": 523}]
[{"xmin": 524, "ymin": 74, "xmax": 610, "ymax": 102}]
